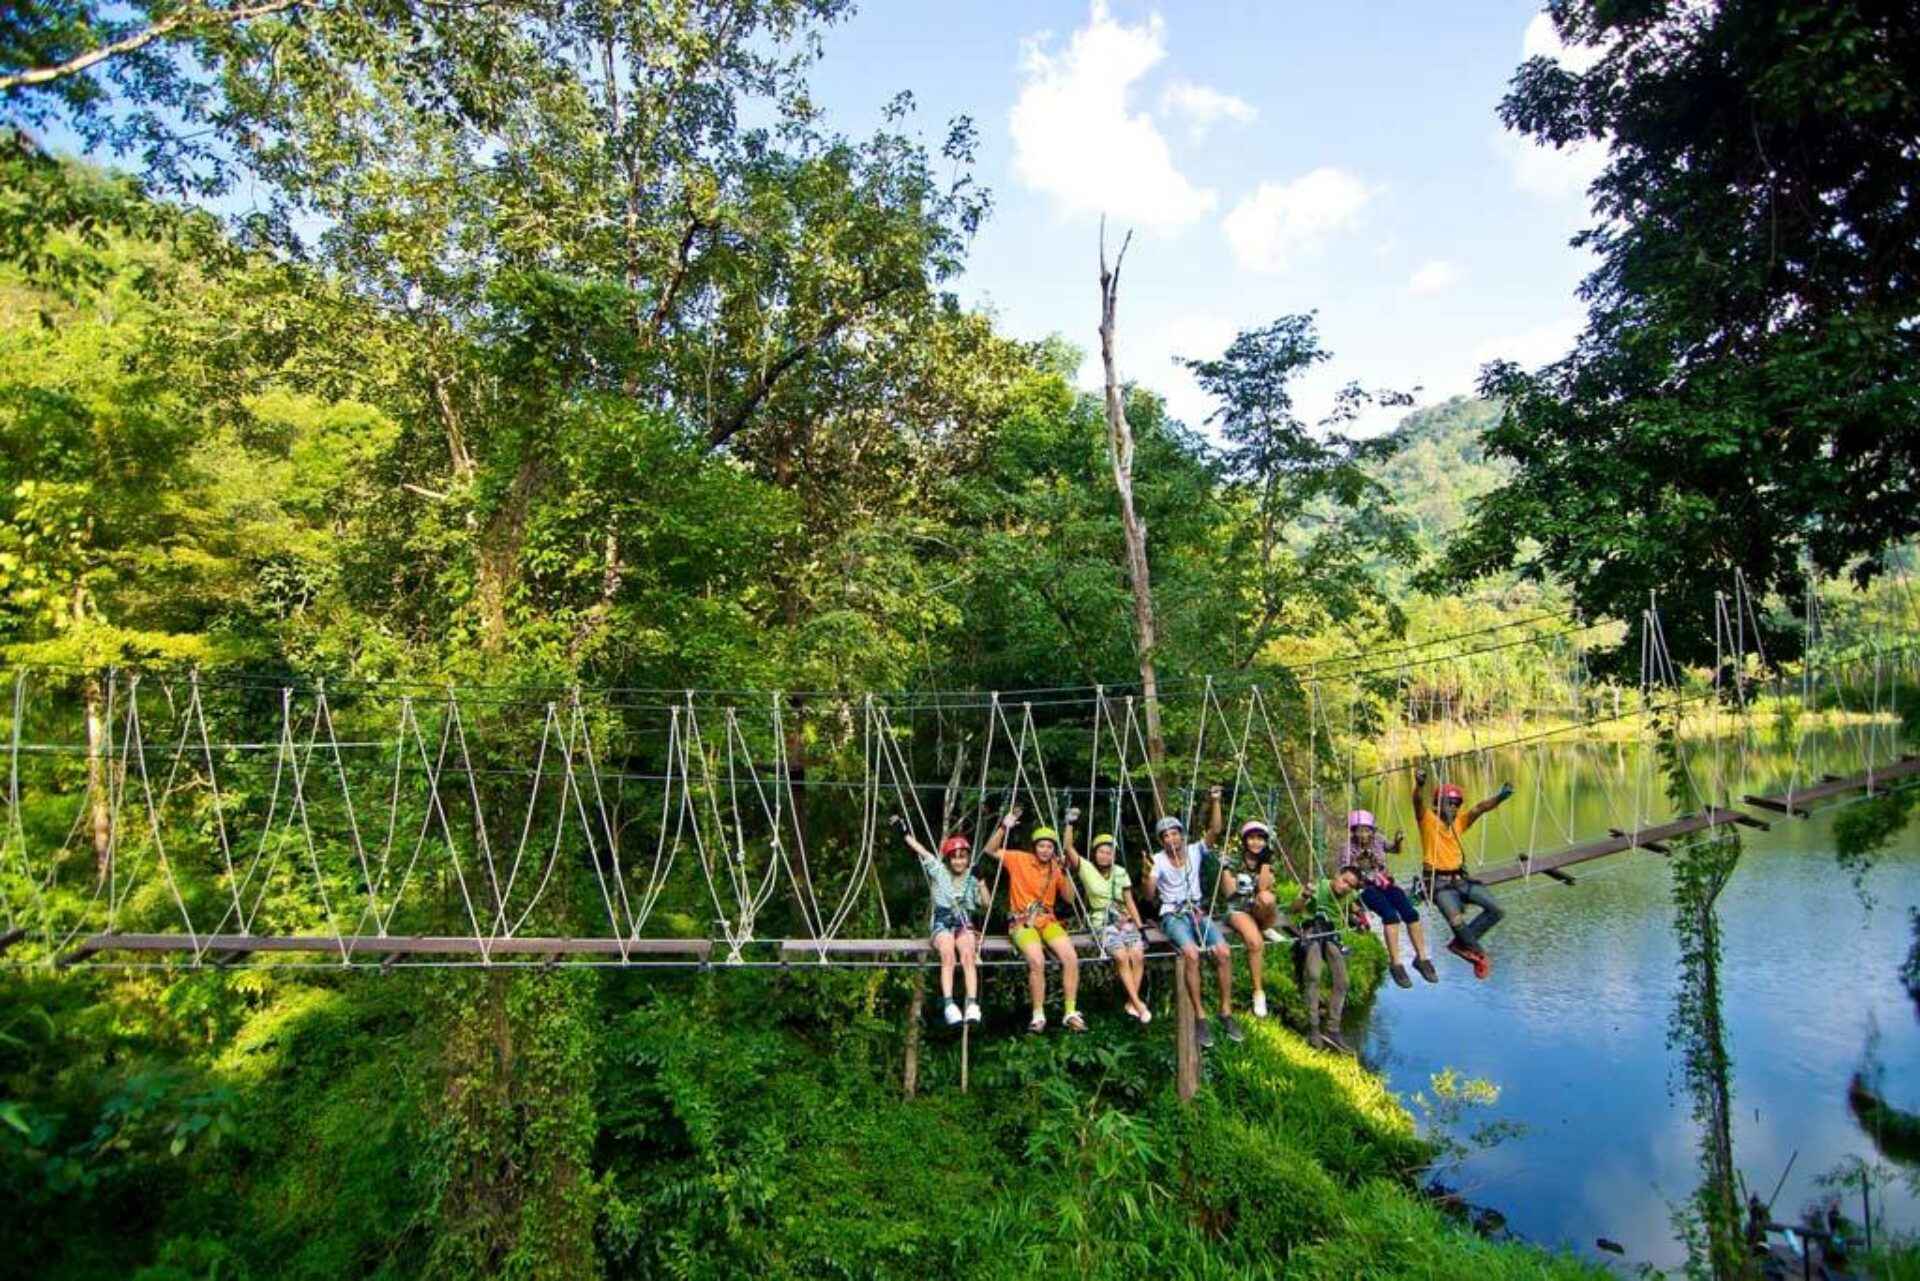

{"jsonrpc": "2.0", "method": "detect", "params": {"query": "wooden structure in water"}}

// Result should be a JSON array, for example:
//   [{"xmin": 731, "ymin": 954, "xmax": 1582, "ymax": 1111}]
[{"xmin": 1479, "ymin": 756, "xmax": 1920, "ymax": 888}]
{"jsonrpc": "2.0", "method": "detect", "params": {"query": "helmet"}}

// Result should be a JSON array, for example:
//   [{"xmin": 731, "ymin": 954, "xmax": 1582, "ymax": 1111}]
[
  {"xmin": 1239, "ymin": 819, "xmax": 1271, "ymax": 840},
  {"xmin": 1030, "ymin": 826, "xmax": 1059, "ymax": 847},
  {"xmin": 939, "ymin": 835, "xmax": 972, "ymax": 858},
  {"xmin": 1436, "ymin": 784, "xmax": 1465, "ymax": 803},
  {"xmin": 1154, "ymin": 815, "xmax": 1184, "ymax": 837},
  {"xmin": 1347, "ymin": 810, "xmax": 1376, "ymax": 830},
  {"xmin": 1090, "ymin": 833, "xmax": 1117, "ymax": 854}
]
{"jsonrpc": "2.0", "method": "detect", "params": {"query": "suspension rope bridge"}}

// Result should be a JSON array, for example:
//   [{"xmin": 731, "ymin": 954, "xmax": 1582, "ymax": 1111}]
[{"xmin": 4, "ymin": 592, "xmax": 1916, "ymax": 972}]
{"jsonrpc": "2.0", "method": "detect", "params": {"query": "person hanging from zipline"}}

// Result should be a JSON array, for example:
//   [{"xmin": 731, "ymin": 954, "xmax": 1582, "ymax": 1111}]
[
  {"xmin": 1061, "ymin": 810, "xmax": 1151, "ymax": 1024},
  {"xmin": 1286, "ymin": 865, "xmax": 1365, "ymax": 1054},
  {"xmin": 1412, "ymin": 765, "xmax": 1513, "ymax": 980},
  {"xmin": 890, "ymin": 815, "xmax": 989, "ymax": 1027},
  {"xmin": 1219, "ymin": 818, "xmax": 1281, "ymax": 1019},
  {"xmin": 984, "ymin": 805, "xmax": 1083, "ymax": 1033},
  {"xmin": 1140, "ymin": 785, "xmax": 1242, "ymax": 1047},
  {"xmin": 1340, "ymin": 810, "xmax": 1437, "ymax": 989}
]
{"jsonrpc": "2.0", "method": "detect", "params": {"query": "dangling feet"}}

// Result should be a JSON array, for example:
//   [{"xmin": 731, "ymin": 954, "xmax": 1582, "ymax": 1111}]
[
  {"xmin": 1470, "ymin": 950, "xmax": 1492, "ymax": 981},
  {"xmin": 1413, "ymin": 957, "xmax": 1440, "ymax": 984},
  {"xmin": 1446, "ymin": 938, "xmax": 1492, "ymax": 980},
  {"xmin": 1252, "ymin": 990, "xmax": 1270, "ymax": 1018},
  {"xmin": 1027, "ymin": 1011, "xmax": 1047, "ymax": 1035},
  {"xmin": 1126, "ymin": 1000, "xmax": 1152, "ymax": 1024},
  {"xmin": 1195, "ymin": 1017, "xmax": 1215, "ymax": 1049},
  {"xmin": 944, "ymin": 1001, "xmax": 963, "ymax": 1026},
  {"xmin": 1319, "ymin": 1028, "xmax": 1356, "ymax": 1056},
  {"xmin": 1389, "ymin": 963, "xmax": 1413, "ymax": 989},
  {"xmin": 1445, "ymin": 938, "xmax": 1480, "ymax": 968},
  {"xmin": 1063, "ymin": 1010, "xmax": 1087, "ymax": 1033},
  {"xmin": 964, "ymin": 1000, "xmax": 983, "ymax": 1023},
  {"xmin": 1219, "ymin": 1013, "xmax": 1245, "ymax": 1044}
]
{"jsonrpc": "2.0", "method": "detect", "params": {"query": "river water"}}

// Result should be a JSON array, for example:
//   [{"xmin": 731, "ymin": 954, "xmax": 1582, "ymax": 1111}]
[{"xmin": 1348, "ymin": 728, "xmax": 1920, "ymax": 1273}]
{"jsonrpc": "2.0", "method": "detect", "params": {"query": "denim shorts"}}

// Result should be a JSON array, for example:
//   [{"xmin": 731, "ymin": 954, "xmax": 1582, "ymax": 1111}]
[
  {"xmin": 929, "ymin": 906, "xmax": 978, "ymax": 944},
  {"xmin": 1162, "ymin": 909, "xmax": 1224, "ymax": 951}
]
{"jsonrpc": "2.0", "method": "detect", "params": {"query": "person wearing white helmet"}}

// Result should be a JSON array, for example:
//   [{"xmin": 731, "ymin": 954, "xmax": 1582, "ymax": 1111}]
[
  {"xmin": 1140, "ymin": 785, "xmax": 1241, "ymax": 1047},
  {"xmin": 1219, "ymin": 818, "xmax": 1281, "ymax": 1018},
  {"xmin": 1339, "ymin": 809, "xmax": 1435, "ymax": 988},
  {"xmin": 1062, "ymin": 811, "xmax": 1151, "ymax": 1023},
  {"xmin": 984, "ymin": 804, "xmax": 1083, "ymax": 1033}
]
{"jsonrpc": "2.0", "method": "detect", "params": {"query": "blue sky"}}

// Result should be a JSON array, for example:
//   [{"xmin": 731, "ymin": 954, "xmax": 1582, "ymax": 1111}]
[{"xmin": 805, "ymin": 1, "xmax": 1607, "ymax": 433}]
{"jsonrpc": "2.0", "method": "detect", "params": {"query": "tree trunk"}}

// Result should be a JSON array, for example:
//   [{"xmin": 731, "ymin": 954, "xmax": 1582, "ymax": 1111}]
[
  {"xmin": 84, "ymin": 672, "xmax": 111, "ymax": 884},
  {"xmin": 902, "ymin": 973, "xmax": 924, "ymax": 1097},
  {"xmin": 1099, "ymin": 224, "xmax": 1167, "ymax": 814}
]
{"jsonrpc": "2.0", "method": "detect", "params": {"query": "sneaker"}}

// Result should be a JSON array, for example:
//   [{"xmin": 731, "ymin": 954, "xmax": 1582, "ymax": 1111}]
[
  {"xmin": 1306, "ymin": 1027, "xmax": 1325, "ymax": 1050},
  {"xmin": 1263, "ymin": 927, "xmax": 1287, "ymax": 945},
  {"xmin": 1471, "ymin": 950, "xmax": 1493, "ymax": 981},
  {"xmin": 1389, "ymin": 963, "xmax": 1413, "ymax": 989},
  {"xmin": 1252, "ymin": 990, "xmax": 1269, "ymax": 1018},
  {"xmin": 1137, "ymin": 1005, "xmax": 1152, "ymax": 1026},
  {"xmin": 943, "ymin": 1001, "xmax": 963, "ymax": 1026},
  {"xmin": 1413, "ymin": 958, "xmax": 1439, "ymax": 984},
  {"xmin": 1028, "ymin": 1012, "xmax": 1047, "ymax": 1035},
  {"xmin": 1220, "ymin": 1014, "xmax": 1245, "ymax": 1044},
  {"xmin": 1063, "ymin": 1011, "xmax": 1087, "ymax": 1033},
  {"xmin": 1195, "ymin": 1017, "xmax": 1214, "ymax": 1049},
  {"xmin": 1446, "ymin": 939, "xmax": 1480, "ymax": 968},
  {"xmin": 1320, "ymin": 1029, "xmax": 1356, "ymax": 1056},
  {"xmin": 964, "ymin": 1001, "xmax": 982, "ymax": 1023}
]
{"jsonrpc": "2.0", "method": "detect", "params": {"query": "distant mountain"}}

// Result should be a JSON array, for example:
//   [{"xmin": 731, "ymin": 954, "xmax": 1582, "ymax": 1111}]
[{"xmin": 1371, "ymin": 396, "xmax": 1510, "ymax": 546}]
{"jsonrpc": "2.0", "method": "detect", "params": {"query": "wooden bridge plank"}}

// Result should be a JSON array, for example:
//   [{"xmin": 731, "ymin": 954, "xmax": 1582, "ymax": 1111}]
[{"xmin": 69, "ymin": 934, "xmax": 715, "ymax": 962}]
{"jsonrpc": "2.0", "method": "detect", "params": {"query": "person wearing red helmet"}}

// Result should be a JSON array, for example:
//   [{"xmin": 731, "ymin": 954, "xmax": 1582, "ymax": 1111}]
[
  {"xmin": 1219, "ymin": 817, "xmax": 1281, "ymax": 1018},
  {"xmin": 1412, "ymin": 765, "xmax": 1514, "ymax": 979},
  {"xmin": 984, "ymin": 804, "xmax": 1083, "ymax": 1033},
  {"xmin": 1340, "ymin": 810, "xmax": 1436, "ymax": 988},
  {"xmin": 892, "ymin": 815, "xmax": 992, "ymax": 1026}
]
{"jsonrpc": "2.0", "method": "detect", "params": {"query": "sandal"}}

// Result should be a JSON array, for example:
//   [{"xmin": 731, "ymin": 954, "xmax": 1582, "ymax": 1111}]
[
  {"xmin": 1063, "ymin": 1011, "xmax": 1087, "ymax": 1032},
  {"xmin": 1027, "ymin": 1012, "xmax": 1047, "ymax": 1035}
]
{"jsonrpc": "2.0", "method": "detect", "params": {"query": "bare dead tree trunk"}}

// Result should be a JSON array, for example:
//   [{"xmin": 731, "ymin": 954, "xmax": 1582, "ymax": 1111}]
[
  {"xmin": 1099, "ymin": 222, "xmax": 1167, "ymax": 815},
  {"xmin": 84, "ymin": 671, "xmax": 111, "ymax": 883}
]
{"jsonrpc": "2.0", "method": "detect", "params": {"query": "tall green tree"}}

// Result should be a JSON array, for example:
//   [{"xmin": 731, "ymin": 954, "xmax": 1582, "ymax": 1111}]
[{"xmin": 1453, "ymin": 0, "xmax": 1920, "ymax": 666}]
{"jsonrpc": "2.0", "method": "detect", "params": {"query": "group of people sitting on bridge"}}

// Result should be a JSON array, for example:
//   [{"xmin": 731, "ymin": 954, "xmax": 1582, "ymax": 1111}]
[{"xmin": 892, "ymin": 764, "xmax": 1517, "ymax": 1050}]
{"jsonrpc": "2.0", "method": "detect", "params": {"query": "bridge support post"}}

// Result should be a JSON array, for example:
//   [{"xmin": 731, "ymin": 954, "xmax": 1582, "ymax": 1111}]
[{"xmin": 1175, "ymin": 959, "xmax": 1199, "ymax": 1101}]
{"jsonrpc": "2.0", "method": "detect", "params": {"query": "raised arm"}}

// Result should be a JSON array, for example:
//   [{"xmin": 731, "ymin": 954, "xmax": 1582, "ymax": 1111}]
[
  {"xmin": 1061, "ymin": 806, "xmax": 1083, "ymax": 870},
  {"xmin": 1465, "ymin": 782, "xmax": 1515, "ymax": 827},
  {"xmin": 982, "ymin": 805, "xmax": 1020, "ymax": 862},
  {"xmin": 1138, "ymin": 851, "xmax": 1159, "ymax": 904},
  {"xmin": 1202, "ymin": 784, "xmax": 1224, "ymax": 846},
  {"xmin": 889, "ymin": 814, "xmax": 935, "ymax": 866},
  {"xmin": 1412, "ymin": 766, "xmax": 1429, "ymax": 822}
]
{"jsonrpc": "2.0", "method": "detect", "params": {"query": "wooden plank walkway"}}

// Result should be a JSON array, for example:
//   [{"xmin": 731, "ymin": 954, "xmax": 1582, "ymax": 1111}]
[
  {"xmin": 1744, "ymin": 754, "xmax": 1920, "ymax": 816},
  {"xmin": 59, "ymin": 934, "xmax": 715, "ymax": 966},
  {"xmin": 1474, "ymin": 807, "xmax": 1767, "ymax": 888}
]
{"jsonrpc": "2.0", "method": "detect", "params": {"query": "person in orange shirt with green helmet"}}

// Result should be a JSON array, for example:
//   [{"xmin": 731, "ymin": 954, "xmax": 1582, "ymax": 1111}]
[
  {"xmin": 984, "ymin": 805, "xmax": 1083, "ymax": 1033},
  {"xmin": 1412, "ymin": 765, "xmax": 1514, "ymax": 979}
]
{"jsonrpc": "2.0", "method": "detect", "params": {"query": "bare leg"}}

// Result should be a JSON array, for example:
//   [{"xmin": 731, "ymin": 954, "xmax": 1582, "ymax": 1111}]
[
  {"xmin": 1227, "ymin": 911, "xmax": 1266, "ymax": 996},
  {"xmin": 1211, "ymin": 940, "xmax": 1235, "ymax": 1016},
  {"xmin": 958, "ymin": 931, "xmax": 979, "ymax": 999},
  {"xmin": 1407, "ymin": 919, "xmax": 1431, "ymax": 962},
  {"xmin": 1047, "ymin": 932, "xmax": 1080, "ymax": 1011},
  {"xmin": 1180, "ymin": 944, "xmax": 1208, "ymax": 1021},
  {"xmin": 1020, "ymin": 938, "xmax": 1047, "ymax": 1016},
  {"xmin": 1382, "ymin": 920, "xmax": 1403, "ymax": 966},
  {"xmin": 935, "ymin": 931, "xmax": 957, "ymax": 1000},
  {"xmin": 1113, "ymin": 945, "xmax": 1146, "ymax": 1009}
]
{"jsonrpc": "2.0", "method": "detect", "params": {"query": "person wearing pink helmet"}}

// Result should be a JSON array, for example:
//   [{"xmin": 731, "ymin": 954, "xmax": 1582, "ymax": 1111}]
[
  {"xmin": 1340, "ymin": 809, "xmax": 1435, "ymax": 988},
  {"xmin": 1412, "ymin": 765, "xmax": 1514, "ymax": 979},
  {"xmin": 1219, "ymin": 817, "xmax": 1282, "ymax": 1017}
]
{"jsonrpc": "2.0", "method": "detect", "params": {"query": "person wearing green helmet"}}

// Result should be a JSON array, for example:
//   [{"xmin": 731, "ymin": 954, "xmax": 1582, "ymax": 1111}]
[
  {"xmin": 984, "ymin": 804, "xmax": 1083, "ymax": 1033},
  {"xmin": 1062, "ymin": 811, "xmax": 1151, "ymax": 1023},
  {"xmin": 1287, "ymin": 866, "xmax": 1365, "ymax": 1054}
]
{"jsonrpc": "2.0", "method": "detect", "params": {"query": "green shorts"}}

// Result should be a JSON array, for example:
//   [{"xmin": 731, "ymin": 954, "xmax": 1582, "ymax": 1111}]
[{"xmin": 1010, "ymin": 917, "xmax": 1069, "ymax": 949}]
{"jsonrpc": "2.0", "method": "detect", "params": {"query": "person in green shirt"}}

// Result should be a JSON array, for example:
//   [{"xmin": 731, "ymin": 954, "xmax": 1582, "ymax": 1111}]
[
  {"xmin": 1287, "ymin": 867, "xmax": 1364, "ymax": 1055},
  {"xmin": 1063, "ymin": 811, "xmax": 1150, "ymax": 1023}
]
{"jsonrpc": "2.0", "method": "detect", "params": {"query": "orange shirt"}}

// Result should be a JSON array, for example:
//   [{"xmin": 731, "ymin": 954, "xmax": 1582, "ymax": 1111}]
[
  {"xmin": 1002, "ymin": 849, "xmax": 1068, "ymax": 919},
  {"xmin": 1417, "ymin": 807, "xmax": 1475, "ymax": 873}
]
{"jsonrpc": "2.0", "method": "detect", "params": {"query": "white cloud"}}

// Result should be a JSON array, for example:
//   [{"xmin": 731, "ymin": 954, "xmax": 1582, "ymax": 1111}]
[
  {"xmin": 1408, "ymin": 260, "xmax": 1464, "ymax": 293},
  {"xmin": 1469, "ymin": 313, "xmax": 1582, "ymax": 370},
  {"xmin": 1504, "ymin": 12, "xmax": 1609, "ymax": 201},
  {"xmin": 1156, "ymin": 312, "xmax": 1243, "ymax": 428},
  {"xmin": 1009, "ymin": 2, "xmax": 1216, "ymax": 234},
  {"xmin": 1159, "ymin": 82, "xmax": 1256, "ymax": 141},
  {"xmin": 1522, "ymin": 10, "xmax": 1606, "ymax": 74},
  {"xmin": 1221, "ymin": 167, "xmax": 1374, "ymax": 272}
]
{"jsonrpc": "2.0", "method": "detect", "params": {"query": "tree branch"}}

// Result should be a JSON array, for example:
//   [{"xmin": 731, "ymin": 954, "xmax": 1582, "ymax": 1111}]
[
  {"xmin": 0, "ymin": 0, "xmax": 311, "ymax": 93},
  {"xmin": 705, "ymin": 282, "xmax": 908, "ymax": 449}
]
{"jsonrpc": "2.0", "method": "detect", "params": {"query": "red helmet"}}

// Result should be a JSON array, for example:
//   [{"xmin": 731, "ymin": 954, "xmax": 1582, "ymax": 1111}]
[
  {"xmin": 1436, "ymin": 784, "xmax": 1465, "ymax": 803},
  {"xmin": 939, "ymin": 835, "xmax": 972, "ymax": 858}
]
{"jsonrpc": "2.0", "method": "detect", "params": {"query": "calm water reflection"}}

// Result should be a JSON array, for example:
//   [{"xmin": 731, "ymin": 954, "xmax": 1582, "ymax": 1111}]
[{"xmin": 1347, "ymin": 731, "xmax": 1920, "ymax": 1272}]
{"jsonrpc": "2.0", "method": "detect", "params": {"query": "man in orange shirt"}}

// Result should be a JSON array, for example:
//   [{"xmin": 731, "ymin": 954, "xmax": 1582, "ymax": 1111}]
[
  {"xmin": 1413, "ymin": 765, "xmax": 1513, "ymax": 979},
  {"xmin": 985, "ymin": 806, "xmax": 1083, "ymax": 1033}
]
